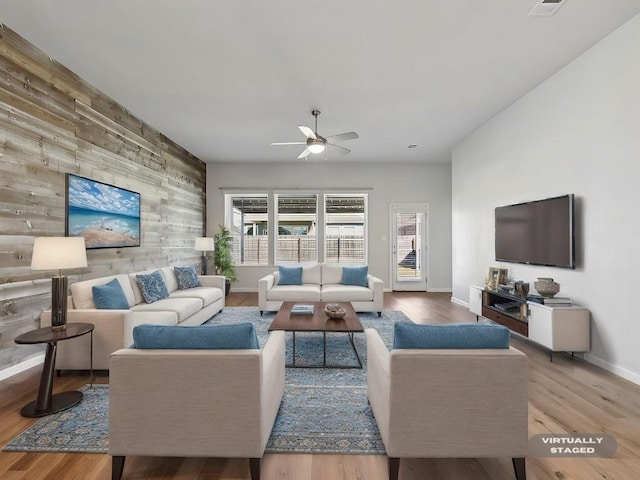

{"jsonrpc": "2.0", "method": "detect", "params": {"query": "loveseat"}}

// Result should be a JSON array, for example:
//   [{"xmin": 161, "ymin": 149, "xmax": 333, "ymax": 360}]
[
  {"xmin": 109, "ymin": 323, "xmax": 285, "ymax": 480},
  {"xmin": 258, "ymin": 263, "xmax": 383, "ymax": 316},
  {"xmin": 40, "ymin": 266, "xmax": 225, "ymax": 370}
]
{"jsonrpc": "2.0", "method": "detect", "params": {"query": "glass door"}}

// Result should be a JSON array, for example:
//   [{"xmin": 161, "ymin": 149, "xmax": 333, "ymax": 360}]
[{"xmin": 391, "ymin": 204, "xmax": 427, "ymax": 291}]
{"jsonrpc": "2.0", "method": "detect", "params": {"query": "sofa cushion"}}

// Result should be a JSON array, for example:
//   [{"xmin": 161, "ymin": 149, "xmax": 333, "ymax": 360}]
[
  {"xmin": 71, "ymin": 274, "xmax": 135, "ymax": 309},
  {"xmin": 302, "ymin": 263, "xmax": 321, "ymax": 284},
  {"xmin": 136, "ymin": 270, "xmax": 170, "ymax": 303},
  {"xmin": 169, "ymin": 286, "xmax": 223, "ymax": 306},
  {"xmin": 132, "ymin": 323, "xmax": 259, "ymax": 350},
  {"xmin": 92, "ymin": 278, "xmax": 129, "ymax": 310},
  {"xmin": 393, "ymin": 322, "xmax": 510, "ymax": 349},
  {"xmin": 322, "ymin": 264, "xmax": 343, "ymax": 285},
  {"xmin": 129, "ymin": 269, "xmax": 159, "ymax": 305},
  {"xmin": 129, "ymin": 310, "xmax": 178, "ymax": 331},
  {"xmin": 160, "ymin": 267, "xmax": 179, "ymax": 292},
  {"xmin": 341, "ymin": 265, "xmax": 368, "ymax": 287},
  {"xmin": 321, "ymin": 284, "xmax": 373, "ymax": 302},
  {"xmin": 278, "ymin": 265, "xmax": 303, "ymax": 285},
  {"xmin": 267, "ymin": 284, "xmax": 322, "ymax": 302},
  {"xmin": 131, "ymin": 297, "xmax": 203, "ymax": 323},
  {"xmin": 173, "ymin": 265, "xmax": 201, "ymax": 290}
]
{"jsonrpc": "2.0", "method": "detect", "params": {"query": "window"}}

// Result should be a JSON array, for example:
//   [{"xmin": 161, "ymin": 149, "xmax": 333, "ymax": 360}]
[
  {"xmin": 325, "ymin": 194, "xmax": 366, "ymax": 264},
  {"xmin": 223, "ymin": 191, "xmax": 367, "ymax": 265},
  {"xmin": 275, "ymin": 194, "xmax": 317, "ymax": 263},
  {"xmin": 226, "ymin": 194, "xmax": 269, "ymax": 265}
]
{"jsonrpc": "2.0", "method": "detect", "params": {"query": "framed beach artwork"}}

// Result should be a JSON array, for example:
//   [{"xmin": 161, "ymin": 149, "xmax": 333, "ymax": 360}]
[{"xmin": 65, "ymin": 174, "xmax": 141, "ymax": 249}]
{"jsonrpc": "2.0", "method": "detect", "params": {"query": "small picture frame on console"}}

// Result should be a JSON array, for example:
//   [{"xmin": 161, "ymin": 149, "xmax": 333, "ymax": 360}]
[
  {"xmin": 497, "ymin": 268, "xmax": 508, "ymax": 286},
  {"xmin": 487, "ymin": 267, "xmax": 500, "ymax": 290}
]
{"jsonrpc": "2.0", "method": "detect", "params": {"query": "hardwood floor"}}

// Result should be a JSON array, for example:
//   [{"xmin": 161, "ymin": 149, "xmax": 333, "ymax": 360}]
[{"xmin": 1, "ymin": 292, "xmax": 639, "ymax": 480}]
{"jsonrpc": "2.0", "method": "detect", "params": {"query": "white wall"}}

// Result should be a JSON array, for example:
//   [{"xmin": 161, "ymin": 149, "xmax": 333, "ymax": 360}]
[
  {"xmin": 452, "ymin": 14, "xmax": 640, "ymax": 383},
  {"xmin": 207, "ymin": 161, "xmax": 452, "ymax": 292}
]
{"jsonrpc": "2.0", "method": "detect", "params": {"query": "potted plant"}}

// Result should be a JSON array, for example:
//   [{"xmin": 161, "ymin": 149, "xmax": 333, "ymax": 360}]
[{"xmin": 212, "ymin": 225, "xmax": 237, "ymax": 296}]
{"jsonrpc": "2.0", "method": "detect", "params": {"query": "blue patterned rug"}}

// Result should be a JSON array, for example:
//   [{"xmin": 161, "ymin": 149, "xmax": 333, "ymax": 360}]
[{"xmin": 4, "ymin": 307, "xmax": 408, "ymax": 455}]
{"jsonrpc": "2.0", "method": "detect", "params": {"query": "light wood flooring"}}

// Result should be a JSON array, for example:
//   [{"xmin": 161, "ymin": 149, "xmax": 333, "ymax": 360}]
[{"xmin": 1, "ymin": 291, "xmax": 639, "ymax": 480}]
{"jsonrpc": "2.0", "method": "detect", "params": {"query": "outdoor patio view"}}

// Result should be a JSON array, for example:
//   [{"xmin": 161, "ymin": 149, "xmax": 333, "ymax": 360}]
[{"xmin": 226, "ymin": 193, "xmax": 366, "ymax": 265}]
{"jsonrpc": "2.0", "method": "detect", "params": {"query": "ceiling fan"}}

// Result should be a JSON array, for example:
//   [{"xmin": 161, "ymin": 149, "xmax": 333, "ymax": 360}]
[{"xmin": 271, "ymin": 110, "xmax": 359, "ymax": 159}]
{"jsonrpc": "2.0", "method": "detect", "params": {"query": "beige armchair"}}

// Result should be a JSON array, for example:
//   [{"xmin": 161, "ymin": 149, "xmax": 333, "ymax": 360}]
[
  {"xmin": 108, "ymin": 330, "xmax": 285, "ymax": 480},
  {"xmin": 366, "ymin": 328, "xmax": 528, "ymax": 480}
]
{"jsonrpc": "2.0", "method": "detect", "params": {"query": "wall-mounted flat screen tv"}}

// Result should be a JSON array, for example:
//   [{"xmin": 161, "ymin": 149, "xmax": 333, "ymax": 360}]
[
  {"xmin": 66, "ymin": 174, "xmax": 141, "ymax": 249},
  {"xmin": 495, "ymin": 194, "xmax": 575, "ymax": 269}
]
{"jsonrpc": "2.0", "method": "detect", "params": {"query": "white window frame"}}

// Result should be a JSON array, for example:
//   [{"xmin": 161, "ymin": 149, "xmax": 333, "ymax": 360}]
[{"xmin": 223, "ymin": 190, "xmax": 369, "ymax": 266}]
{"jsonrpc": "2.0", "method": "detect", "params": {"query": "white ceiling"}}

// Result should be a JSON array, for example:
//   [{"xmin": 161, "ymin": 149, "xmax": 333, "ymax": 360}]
[{"xmin": 2, "ymin": 0, "xmax": 640, "ymax": 164}]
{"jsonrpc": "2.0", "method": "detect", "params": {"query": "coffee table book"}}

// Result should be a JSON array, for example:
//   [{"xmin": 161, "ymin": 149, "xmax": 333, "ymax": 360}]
[{"xmin": 291, "ymin": 304, "xmax": 314, "ymax": 315}]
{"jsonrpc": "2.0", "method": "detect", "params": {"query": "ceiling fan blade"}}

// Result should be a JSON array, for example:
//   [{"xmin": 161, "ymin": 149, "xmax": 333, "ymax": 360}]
[
  {"xmin": 327, "ymin": 143, "xmax": 351, "ymax": 155},
  {"xmin": 271, "ymin": 142, "xmax": 306, "ymax": 146},
  {"xmin": 325, "ymin": 131, "xmax": 359, "ymax": 142},
  {"xmin": 297, "ymin": 148, "xmax": 311, "ymax": 159},
  {"xmin": 298, "ymin": 125, "xmax": 317, "ymax": 140}
]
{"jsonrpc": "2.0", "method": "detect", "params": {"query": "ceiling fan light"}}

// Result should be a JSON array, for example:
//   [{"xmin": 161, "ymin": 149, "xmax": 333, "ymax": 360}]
[{"xmin": 308, "ymin": 142, "xmax": 325, "ymax": 154}]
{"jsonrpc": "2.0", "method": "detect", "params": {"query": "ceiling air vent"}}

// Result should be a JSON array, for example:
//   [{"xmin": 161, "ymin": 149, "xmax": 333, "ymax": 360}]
[{"xmin": 528, "ymin": 0, "xmax": 567, "ymax": 16}]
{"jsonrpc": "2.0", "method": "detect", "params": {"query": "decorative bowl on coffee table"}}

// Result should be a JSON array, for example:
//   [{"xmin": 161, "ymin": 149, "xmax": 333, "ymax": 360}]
[{"xmin": 324, "ymin": 303, "xmax": 347, "ymax": 319}]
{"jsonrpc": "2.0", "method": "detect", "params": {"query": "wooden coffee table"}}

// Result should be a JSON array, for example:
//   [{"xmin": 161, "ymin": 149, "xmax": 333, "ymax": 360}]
[{"xmin": 268, "ymin": 302, "xmax": 364, "ymax": 369}]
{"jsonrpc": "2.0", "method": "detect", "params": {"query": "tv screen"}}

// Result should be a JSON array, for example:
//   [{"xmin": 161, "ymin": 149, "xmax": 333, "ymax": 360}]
[
  {"xmin": 66, "ymin": 174, "xmax": 141, "ymax": 249},
  {"xmin": 495, "ymin": 194, "xmax": 575, "ymax": 269}
]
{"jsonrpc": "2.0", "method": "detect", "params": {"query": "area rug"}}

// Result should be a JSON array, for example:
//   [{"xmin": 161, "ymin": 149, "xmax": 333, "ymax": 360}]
[{"xmin": 4, "ymin": 307, "xmax": 408, "ymax": 455}]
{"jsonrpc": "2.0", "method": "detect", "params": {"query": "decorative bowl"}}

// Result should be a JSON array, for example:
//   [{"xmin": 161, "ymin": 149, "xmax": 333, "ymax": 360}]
[
  {"xmin": 534, "ymin": 278, "xmax": 560, "ymax": 298},
  {"xmin": 324, "ymin": 304, "xmax": 346, "ymax": 319}
]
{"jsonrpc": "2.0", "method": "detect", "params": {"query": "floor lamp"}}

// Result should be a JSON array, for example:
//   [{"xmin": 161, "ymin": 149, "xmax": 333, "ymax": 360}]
[
  {"xmin": 195, "ymin": 237, "xmax": 214, "ymax": 275},
  {"xmin": 31, "ymin": 237, "xmax": 88, "ymax": 331}
]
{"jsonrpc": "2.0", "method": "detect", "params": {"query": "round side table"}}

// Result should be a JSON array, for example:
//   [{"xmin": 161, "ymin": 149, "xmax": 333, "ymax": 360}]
[{"xmin": 15, "ymin": 322, "xmax": 94, "ymax": 418}]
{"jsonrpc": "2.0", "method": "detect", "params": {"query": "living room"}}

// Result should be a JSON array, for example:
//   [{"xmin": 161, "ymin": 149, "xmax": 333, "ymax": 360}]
[{"xmin": 1, "ymin": 2, "xmax": 640, "ymax": 480}]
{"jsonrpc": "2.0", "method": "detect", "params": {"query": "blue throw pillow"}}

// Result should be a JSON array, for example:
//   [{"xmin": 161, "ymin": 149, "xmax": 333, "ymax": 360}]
[
  {"xmin": 278, "ymin": 265, "xmax": 303, "ymax": 285},
  {"xmin": 132, "ymin": 323, "xmax": 259, "ymax": 350},
  {"xmin": 393, "ymin": 322, "xmax": 510, "ymax": 349},
  {"xmin": 341, "ymin": 265, "xmax": 368, "ymax": 287},
  {"xmin": 174, "ymin": 265, "xmax": 201, "ymax": 289},
  {"xmin": 92, "ymin": 278, "xmax": 129, "ymax": 309},
  {"xmin": 135, "ymin": 270, "xmax": 169, "ymax": 303}
]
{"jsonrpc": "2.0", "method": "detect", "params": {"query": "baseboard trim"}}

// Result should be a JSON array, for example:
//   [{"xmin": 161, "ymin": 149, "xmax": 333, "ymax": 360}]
[
  {"xmin": 0, "ymin": 353, "xmax": 44, "ymax": 382},
  {"xmin": 427, "ymin": 288, "xmax": 453, "ymax": 293},
  {"xmin": 450, "ymin": 296, "xmax": 469, "ymax": 307},
  {"xmin": 585, "ymin": 354, "xmax": 640, "ymax": 386}
]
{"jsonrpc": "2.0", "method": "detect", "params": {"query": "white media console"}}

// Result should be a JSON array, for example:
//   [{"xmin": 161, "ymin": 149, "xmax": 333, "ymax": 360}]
[{"xmin": 469, "ymin": 285, "xmax": 590, "ymax": 361}]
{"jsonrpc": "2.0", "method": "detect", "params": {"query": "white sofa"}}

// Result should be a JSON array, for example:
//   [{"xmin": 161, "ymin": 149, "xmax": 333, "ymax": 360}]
[
  {"xmin": 258, "ymin": 263, "xmax": 383, "ymax": 316},
  {"xmin": 40, "ymin": 266, "xmax": 225, "ymax": 370}
]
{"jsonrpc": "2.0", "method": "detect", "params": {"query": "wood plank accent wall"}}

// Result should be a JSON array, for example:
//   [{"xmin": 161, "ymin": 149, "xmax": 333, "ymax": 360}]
[{"xmin": 0, "ymin": 25, "xmax": 207, "ymax": 371}]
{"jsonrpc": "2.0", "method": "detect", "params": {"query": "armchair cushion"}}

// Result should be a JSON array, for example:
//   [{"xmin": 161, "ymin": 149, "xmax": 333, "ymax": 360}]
[
  {"xmin": 133, "ymin": 323, "xmax": 259, "ymax": 350},
  {"xmin": 92, "ymin": 279, "xmax": 129, "ymax": 310},
  {"xmin": 392, "ymin": 322, "xmax": 510, "ymax": 349},
  {"xmin": 278, "ymin": 265, "xmax": 303, "ymax": 285},
  {"xmin": 135, "ymin": 270, "xmax": 170, "ymax": 303},
  {"xmin": 341, "ymin": 265, "xmax": 368, "ymax": 287}
]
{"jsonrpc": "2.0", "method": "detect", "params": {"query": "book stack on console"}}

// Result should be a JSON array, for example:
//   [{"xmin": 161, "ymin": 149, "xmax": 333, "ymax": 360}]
[
  {"xmin": 526, "ymin": 294, "xmax": 545, "ymax": 304},
  {"xmin": 542, "ymin": 297, "xmax": 572, "ymax": 306},
  {"xmin": 494, "ymin": 301, "xmax": 521, "ymax": 313},
  {"xmin": 291, "ymin": 304, "xmax": 314, "ymax": 316}
]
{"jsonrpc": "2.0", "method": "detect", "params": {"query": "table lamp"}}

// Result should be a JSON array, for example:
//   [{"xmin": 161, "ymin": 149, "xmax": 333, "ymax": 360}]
[
  {"xmin": 194, "ymin": 237, "xmax": 214, "ymax": 275},
  {"xmin": 31, "ymin": 237, "xmax": 88, "ymax": 331}
]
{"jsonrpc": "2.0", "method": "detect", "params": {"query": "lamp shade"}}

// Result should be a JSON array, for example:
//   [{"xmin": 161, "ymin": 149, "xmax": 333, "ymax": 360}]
[
  {"xmin": 31, "ymin": 237, "xmax": 87, "ymax": 271},
  {"xmin": 194, "ymin": 237, "xmax": 214, "ymax": 251}
]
